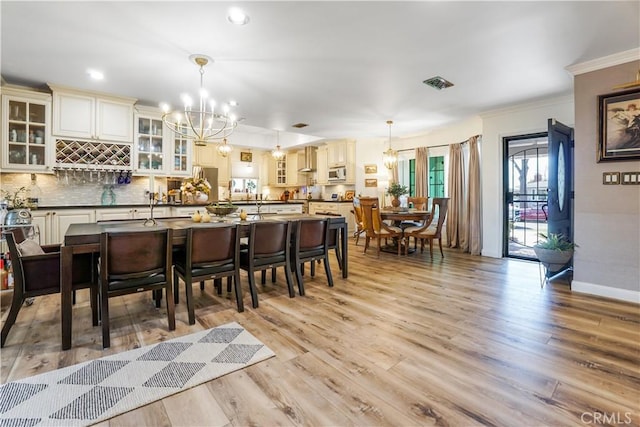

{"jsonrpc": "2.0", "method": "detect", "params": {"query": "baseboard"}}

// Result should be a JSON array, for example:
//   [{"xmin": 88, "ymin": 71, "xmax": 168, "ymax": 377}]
[{"xmin": 572, "ymin": 281, "xmax": 640, "ymax": 304}]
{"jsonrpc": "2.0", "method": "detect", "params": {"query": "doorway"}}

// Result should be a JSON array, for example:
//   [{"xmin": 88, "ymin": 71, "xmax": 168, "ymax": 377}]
[
  {"xmin": 503, "ymin": 119, "xmax": 574, "ymax": 261},
  {"xmin": 503, "ymin": 133, "xmax": 549, "ymax": 259}
]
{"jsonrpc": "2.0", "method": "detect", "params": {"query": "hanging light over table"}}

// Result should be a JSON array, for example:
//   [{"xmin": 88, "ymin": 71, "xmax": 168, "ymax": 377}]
[
  {"xmin": 161, "ymin": 54, "xmax": 239, "ymax": 149},
  {"xmin": 271, "ymin": 130, "xmax": 285, "ymax": 160},
  {"xmin": 382, "ymin": 120, "xmax": 398, "ymax": 170}
]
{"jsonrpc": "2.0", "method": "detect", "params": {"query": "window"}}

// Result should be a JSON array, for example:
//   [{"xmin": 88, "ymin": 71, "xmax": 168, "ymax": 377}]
[
  {"xmin": 429, "ymin": 156, "xmax": 445, "ymax": 198},
  {"xmin": 231, "ymin": 178, "xmax": 258, "ymax": 195}
]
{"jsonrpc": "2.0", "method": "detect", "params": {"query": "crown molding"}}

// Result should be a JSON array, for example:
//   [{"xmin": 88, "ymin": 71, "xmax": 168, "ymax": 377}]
[
  {"xmin": 566, "ymin": 48, "xmax": 640, "ymax": 76},
  {"xmin": 479, "ymin": 94, "xmax": 574, "ymax": 119}
]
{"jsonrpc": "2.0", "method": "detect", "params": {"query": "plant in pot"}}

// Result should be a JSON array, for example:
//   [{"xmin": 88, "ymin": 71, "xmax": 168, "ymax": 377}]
[
  {"xmin": 533, "ymin": 233, "xmax": 577, "ymax": 275},
  {"xmin": 386, "ymin": 182, "xmax": 408, "ymax": 208}
]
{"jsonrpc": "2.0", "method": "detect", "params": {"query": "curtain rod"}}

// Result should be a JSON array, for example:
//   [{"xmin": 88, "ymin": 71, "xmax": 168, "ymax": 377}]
[{"xmin": 395, "ymin": 134, "xmax": 480, "ymax": 152}]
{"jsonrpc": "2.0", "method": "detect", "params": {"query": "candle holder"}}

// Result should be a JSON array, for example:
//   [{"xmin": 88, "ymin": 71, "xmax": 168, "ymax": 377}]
[
  {"xmin": 144, "ymin": 192, "xmax": 157, "ymax": 227},
  {"xmin": 254, "ymin": 194, "xmax": 264, "ymax": 219}
]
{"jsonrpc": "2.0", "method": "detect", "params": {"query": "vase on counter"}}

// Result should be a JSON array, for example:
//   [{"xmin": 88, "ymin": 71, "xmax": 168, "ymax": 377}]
[
  {"xmin": 195, "ymin": 191, "xmax": 209, "ymax": 203},
  {"xmin": 391, "ymin": 197, "xmax": 401, "ymax": 208}
]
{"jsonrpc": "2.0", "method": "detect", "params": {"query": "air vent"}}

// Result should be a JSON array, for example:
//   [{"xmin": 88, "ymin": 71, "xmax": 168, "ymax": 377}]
[
  {"xmin": 292, "ymin": 123, "xmax": 309, "ymax": 128},
  {"xmin": 423, "ymin": 76, "xmax": 454, "ymax": 90}
]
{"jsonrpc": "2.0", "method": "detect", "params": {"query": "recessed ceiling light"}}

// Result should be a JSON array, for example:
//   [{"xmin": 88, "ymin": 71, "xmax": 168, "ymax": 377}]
[
  {"xmin": 227, "ymin": 8, "xmax": 249, "ymax": 25},
  {"xmin": 229, "ymin": 100, "xmax": 239, "ymax": 107},
  {"xmin": 87, "ymin": 69, "xmax": 104, "ymax": 80}
]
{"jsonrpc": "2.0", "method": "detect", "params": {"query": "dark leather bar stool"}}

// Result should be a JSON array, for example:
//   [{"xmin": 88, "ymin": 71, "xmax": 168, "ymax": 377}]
[
  {"xmin": 1, "ymin": 228, "xmax": 97, "ymax": 347},
  {"xmin": 173, "ymin": 223, "xmax": 243, "ymax": 325},
  {"xmin": 292, "ymin": 218, "xmax": 334, "ymax": 296},
  {"xmin": 240, "ymin": 220, "xmax": 295, "ymax": 308},
  {"xmin": 99, "ymin": 227, "xmax": 174, "ymax": 348}
]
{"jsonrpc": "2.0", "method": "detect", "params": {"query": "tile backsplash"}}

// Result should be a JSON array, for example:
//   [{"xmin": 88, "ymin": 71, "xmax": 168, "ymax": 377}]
[{"xmin": 0, "ymin": 173, "xmax": 163, "ymax": 207}]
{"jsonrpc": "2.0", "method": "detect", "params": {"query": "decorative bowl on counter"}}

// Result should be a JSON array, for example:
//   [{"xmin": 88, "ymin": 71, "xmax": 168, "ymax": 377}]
[{"xmin": 205, "ymin": 204, "xmax": 238, "ymax": 217}]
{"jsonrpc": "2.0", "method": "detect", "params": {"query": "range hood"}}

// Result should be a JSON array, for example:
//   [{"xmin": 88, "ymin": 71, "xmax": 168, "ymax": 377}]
[{"xmin": 299, "ymin": 146, "xmax": 317, "ymax": 172}]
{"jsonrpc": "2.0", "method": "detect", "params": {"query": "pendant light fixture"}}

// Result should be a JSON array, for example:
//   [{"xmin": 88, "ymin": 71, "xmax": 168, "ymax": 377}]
[
  {"xmin": 271, "ymin": 130, "xmax": 285, "ymax": 160},
  {"xmin": 382, "ymin": 120, "xmax": 398, "ymax": 170},
  {"xmin": 161, "ymin": 54, "xmax": 238, "ymax": 149}
]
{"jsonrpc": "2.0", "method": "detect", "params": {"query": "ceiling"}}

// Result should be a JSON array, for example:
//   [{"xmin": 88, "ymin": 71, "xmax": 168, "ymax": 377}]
[{"xmin": 1, "ymin": 1, "xmax": 639, "ymax": 149}]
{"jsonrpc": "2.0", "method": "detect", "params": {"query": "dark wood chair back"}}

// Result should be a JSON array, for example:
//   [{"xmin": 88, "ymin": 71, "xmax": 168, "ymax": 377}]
[
  {"xmin": 291, "ymin": 218, "xmax": 334, "ymax": 295},
  {"xmin": 173, "ymin": 224, "xmax": 243, "ymax": 324},
  {"xmin": 240, "ymin": 220, "xmax": 295, "ymax": 308},
  {"xmin": 99, "ymin": 227, "xmax": 174, "ymax": 348}
]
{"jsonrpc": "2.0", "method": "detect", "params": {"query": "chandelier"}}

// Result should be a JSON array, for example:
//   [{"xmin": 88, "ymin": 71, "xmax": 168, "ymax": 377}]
[
  {"xmin": 382, "ymin": 120, "xmax": 398, "ymax": 169},
  {"xmin": 161, "ymin": 54, "xmax": 238, "ymax": 151},
  {"xmin": 217, "ymin": 138, "xmax": 232, "ymax": 157},
  {"xmin": 271, "ymin": 130, "xmax": 285, "ymax": 160}
]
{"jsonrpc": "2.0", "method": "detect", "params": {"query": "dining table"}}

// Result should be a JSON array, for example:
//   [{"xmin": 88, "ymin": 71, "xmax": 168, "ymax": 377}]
[
  {"xmin": 379, "ymin": 209, "xmax": 431, "ymax": 254},
  {"xmin": 60, "ymin": 214, "xmax": 348, "ymax": 350}
]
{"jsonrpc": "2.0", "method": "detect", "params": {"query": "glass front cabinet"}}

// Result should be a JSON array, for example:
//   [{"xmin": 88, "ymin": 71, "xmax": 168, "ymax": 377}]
[
  {"xmin": 133, "ymin": 106, "xmax": 191, "ymax": 177},
  {"xmin": 1, "ymin": 87, "xmax": 53, "ymax": 171}
]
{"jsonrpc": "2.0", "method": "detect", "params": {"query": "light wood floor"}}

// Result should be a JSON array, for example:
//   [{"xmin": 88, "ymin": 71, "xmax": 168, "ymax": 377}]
[{"xmin": 2, "ymin": 241, "xmax": 639, "ymax": 426}]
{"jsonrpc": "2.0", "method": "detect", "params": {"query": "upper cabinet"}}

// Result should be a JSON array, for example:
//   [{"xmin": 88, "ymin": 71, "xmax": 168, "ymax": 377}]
[
  {"xmin": 49, "ymin": 84, "xmax": 136, "ymax": 143},
  {"xmin": 323, "ymin": 140, "xmax": 355, "ymax": 183},
  {"xmin": 1, "ymin": 86, "xmax": 53, "ymax": 171},
  {"xmin": 316, "ymin": 145, "xmax": 328, "ymax": 185},
  {"xmin": 134, "ymin": 105, "xmax": 191, "ymax": 176},
  {"xmin": 193, "ymin": 144, "xmax": 230, "ymax": 187},
  {"xmin": 327, "ymin": 140, "xmax": 347, "ymax": 166}
]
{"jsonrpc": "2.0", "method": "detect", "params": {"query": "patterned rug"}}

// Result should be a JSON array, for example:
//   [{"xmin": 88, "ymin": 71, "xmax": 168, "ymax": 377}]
[{"xmin": 0, "ymin": 322, "xmax": 274, "ymax": 427}]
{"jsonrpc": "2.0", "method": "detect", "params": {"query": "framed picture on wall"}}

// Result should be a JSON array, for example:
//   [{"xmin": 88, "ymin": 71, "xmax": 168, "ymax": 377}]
[
  {"xmin": 598, "ymin": 88, "xmax": 640, "ymax": 162},
  {"xmin": 364, "ymin": 164, "xmax": 377, "ymax": 174},
  {"xmin": 240, "ymin": 152, "xmax": 253, "ymax": 162},
  {"xmin": 364, "ymin": 178, "xmax": 377, "ymax": 187}
]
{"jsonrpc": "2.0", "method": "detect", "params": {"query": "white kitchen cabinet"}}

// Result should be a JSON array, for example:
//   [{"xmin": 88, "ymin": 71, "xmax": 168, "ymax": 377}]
[
  {"xmin": 316, "ymin": 145, "xmax": 328, "ymax": 185},
  {"xmin": 269, "ymin": 204, "xmax": 303, "ymax": 214},
  {"xmin": 286, "ymin": 150, "xmax": 305, "ymax": 186},
  {"xmin": 308, "ymin": 201, "xmax": 355, "ymax": 233},
  {"xmin": 95, "ymin": 206, "xmax": 170, "ymax": 222},
  {"xmin": 1, "ymin": 87, "xmax": 53, "ymax": 172},
  {"xmin": 51, "ymin": 209, "xmax": 95, "ymax": 244},
  {"xmin": 30, "ymin": 210, "xmax": 54, "ymax": 245},
  {"xmin": 345, "ymin": 140, "xmax": 356, "ymax": 184},
  {"xmin": 134, "ymin": 106, "xmax": 167, "ymax": 175},
  {"xmin": 50, "ymin": 85, "xmax": 136, "ymax": 143},
  {"xmin": 193, "ymin": 144, "xmax": 230, "ymax": 187},
  {"xmin": 327, "ymin": 141, "xmax": 347, "ymax": 166}
]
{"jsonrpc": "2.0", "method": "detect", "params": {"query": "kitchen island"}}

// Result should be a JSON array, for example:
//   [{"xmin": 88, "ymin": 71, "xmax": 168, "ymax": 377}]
[{"xmin": 60, "ymin": 214, "xmax": 347, "ymax": 350}]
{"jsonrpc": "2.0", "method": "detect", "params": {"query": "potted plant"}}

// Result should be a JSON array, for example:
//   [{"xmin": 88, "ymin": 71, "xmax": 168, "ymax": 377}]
[
  {"xmin": 533, "ymin": 233, "xmax": 577, "ymax": 274},
  {"xmin": 386, "ymin": 182, "xmax": 409, "ymax": 208}
]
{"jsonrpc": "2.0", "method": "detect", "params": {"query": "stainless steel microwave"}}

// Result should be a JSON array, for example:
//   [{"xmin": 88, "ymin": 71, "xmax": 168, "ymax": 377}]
[{"xmin": 328, "ymin": 166, "xmax": 346, "ymax": 181}]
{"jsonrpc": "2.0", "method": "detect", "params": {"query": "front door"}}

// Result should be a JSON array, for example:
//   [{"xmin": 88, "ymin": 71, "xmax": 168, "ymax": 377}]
[{"xmin": 546, "ymin": 119, "xmax": 574, "ymax": 241}]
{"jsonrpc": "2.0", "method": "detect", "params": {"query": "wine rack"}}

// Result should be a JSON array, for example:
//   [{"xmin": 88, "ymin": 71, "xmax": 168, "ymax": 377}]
[{"xmin": 55, "ymin": 139, "xmax": 132, "ymax": 169}]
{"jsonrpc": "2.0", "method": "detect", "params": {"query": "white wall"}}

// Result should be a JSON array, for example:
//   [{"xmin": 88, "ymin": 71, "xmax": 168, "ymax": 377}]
[{"xmin": 480, "ymin": 96, "xmax": 574, "ymax": 257}]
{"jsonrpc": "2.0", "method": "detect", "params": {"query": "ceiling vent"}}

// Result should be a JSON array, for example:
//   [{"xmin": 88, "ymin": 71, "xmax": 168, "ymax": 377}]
[
  {"xmin": 292, "ymin": 122, "xmax": 309, "ymax": 128},
  {"xmin": 423, "ymin": 76, "xmax": 454, "ymax": 90}
]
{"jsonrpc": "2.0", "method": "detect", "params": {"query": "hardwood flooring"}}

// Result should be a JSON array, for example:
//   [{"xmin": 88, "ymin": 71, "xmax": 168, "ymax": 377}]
[{"xmin": 1, "ymin": 242, "xmax": 639, "ymax": 426}]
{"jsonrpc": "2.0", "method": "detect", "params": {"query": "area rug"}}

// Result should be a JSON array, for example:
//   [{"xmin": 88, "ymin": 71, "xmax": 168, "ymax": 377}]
[{"xmin": 0, "ymin": 322, "xmax": 274, "ymax": 427}]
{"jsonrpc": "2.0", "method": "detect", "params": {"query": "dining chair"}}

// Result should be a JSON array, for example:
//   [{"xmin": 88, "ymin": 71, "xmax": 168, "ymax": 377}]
[
  {"xmin": 401, "ymin": 196, "xmax": 429, "ymax": 229},
  {"xmin": 173, "ymin": 224, "xmax": 243, "ymax": 325},
  {"xmin": 362, "ymin": 205, "xmax": 404, "ymax": 257},
  {"xmin": 99, "ymin": 227, "xmax": 174, "ymax": 348},
  {"xmin": 351, "ymin": 198, "xmax": 366, "ymax": 245},
  {"xmin": 239, "ymin": 220, "xmax": 295, "ymax": 308},
  {"xmin": 403, "ymin": 198, "xmax": 449, "ymax": 259},
  {"xmin": 291, "ymin": 218, "xmax": 333, "ymax": 296},
  {"xmin": 1, "ymin": 227, "xmax": 97, "ymax": 347}
]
